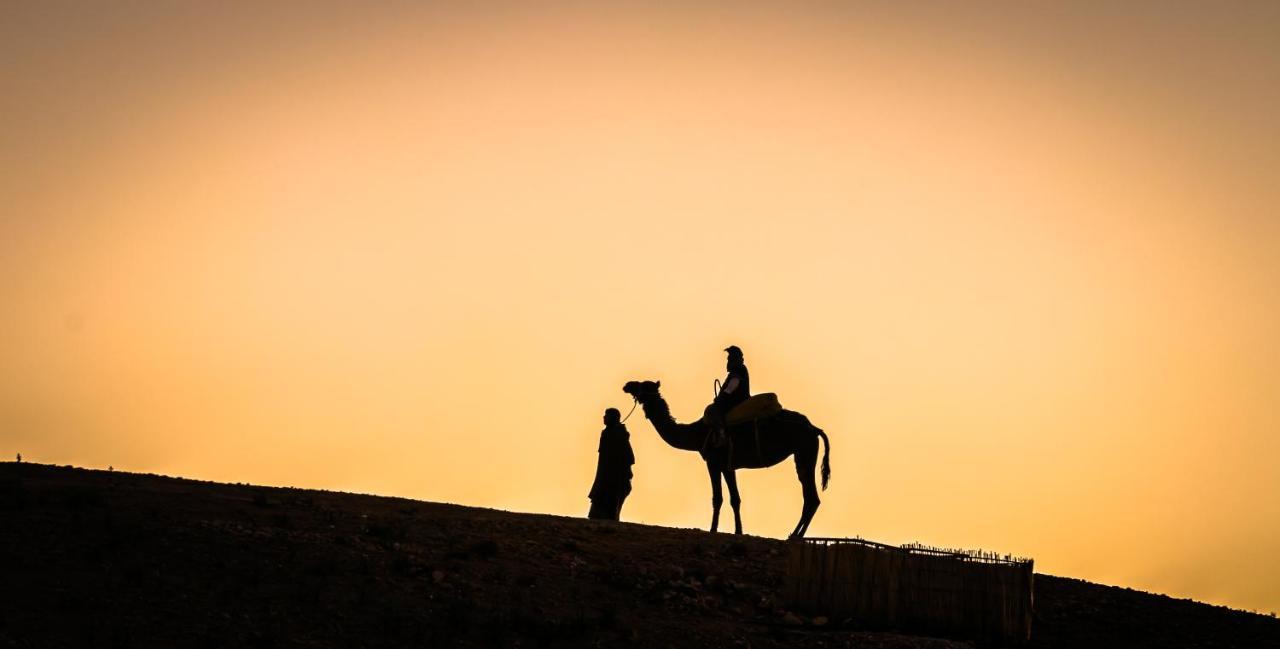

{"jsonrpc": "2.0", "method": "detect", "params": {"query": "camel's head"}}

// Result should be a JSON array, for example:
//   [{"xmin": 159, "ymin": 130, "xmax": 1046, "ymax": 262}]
[{"xmin": 622, "ymin": 380, "xmax": 661, "ymax": 402}]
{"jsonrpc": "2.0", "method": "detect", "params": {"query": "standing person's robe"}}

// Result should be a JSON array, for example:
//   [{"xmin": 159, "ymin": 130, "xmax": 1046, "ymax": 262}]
[{"xmin": 588, "ymin": 423, "xmax": 634, "ymax": 520}]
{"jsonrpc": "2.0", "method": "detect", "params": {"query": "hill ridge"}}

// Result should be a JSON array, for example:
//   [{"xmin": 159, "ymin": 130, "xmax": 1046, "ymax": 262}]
[{"xmin": 2, "ymin": 463, "xmax": 1277, "ymax": 648}]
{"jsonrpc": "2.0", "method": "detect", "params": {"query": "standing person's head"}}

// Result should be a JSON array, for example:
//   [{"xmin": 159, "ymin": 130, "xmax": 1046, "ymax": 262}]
[
  {"xmin": 725, "ymin": 345, "xmax": 745, "ymax": 371},
  {"xmin": 603, "ymin": 408, "xmax": 621, "ymax": 427}
]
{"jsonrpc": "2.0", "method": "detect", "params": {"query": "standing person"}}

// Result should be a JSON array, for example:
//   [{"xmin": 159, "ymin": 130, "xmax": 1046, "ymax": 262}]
[
  {"xmin": 707, "ymin": 345, "xmax": 751, "ymax": 447},
  {"xmin": 588, "ymin": 408, "xmax": 635, "ymax": 521}
]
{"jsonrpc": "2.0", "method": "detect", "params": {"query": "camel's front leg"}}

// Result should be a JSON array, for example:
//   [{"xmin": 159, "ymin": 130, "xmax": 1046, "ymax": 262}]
[
  {"xmin": 706, "ymin": 463, "xmax": 723, "ymax": 533},
  {"xmin": 723, "ymin": 468, "xmax": 743, "ymax": 535}
]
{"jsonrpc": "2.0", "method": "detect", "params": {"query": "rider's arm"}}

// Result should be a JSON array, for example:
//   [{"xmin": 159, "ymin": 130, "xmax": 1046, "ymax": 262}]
[{"xmin": 722, "ymin": 376, "xmax": 740, "ymax": 394}]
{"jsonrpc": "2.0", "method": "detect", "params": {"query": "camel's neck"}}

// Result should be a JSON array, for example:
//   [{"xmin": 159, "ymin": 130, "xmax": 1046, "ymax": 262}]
[{"xmin": 638, "ymin": 393, "xmax": 706, "ymax": 452}]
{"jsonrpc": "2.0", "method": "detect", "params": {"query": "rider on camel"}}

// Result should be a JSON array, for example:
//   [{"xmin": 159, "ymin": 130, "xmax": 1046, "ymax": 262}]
[{"xmin": 708, "ymin": 345, "xmax": 750, "ymax": 448}]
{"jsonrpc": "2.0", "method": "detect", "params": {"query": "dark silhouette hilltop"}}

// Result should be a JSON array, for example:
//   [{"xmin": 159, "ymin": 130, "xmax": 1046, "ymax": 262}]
[
  {"xmin": 2, "ymin": 463, "xmax": 1278, "ymax": 648},
  {"xmin": 623, "ymin": 380, "xmax": 831, "ymax": 538}
]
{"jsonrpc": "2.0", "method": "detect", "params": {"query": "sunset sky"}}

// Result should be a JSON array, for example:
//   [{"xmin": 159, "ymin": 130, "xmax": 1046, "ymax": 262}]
[{"xmin": 3, "ymin": 2, "xmax": 1278, "ymax": 613}]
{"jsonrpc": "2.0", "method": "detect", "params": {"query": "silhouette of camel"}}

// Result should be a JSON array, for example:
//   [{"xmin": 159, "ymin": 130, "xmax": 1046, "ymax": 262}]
[{"xmin": 622, "ymin": 380, "xmax": 831, "ymax": 539}]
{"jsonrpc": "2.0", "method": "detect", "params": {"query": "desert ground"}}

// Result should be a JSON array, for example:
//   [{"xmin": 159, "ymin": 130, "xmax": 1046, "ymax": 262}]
[{"xmin": 2, "ymin": 463, "xmax": 1276, "ymax": 648}]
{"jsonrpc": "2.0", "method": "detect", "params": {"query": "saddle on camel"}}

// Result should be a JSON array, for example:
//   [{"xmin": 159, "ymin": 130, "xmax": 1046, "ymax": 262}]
[{"xmin": 719, "ymin": 392, "xmax": 783, "ymax": 428}]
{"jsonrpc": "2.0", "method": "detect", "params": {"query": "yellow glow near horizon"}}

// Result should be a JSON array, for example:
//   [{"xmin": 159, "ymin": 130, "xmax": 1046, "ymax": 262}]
[{"xmin": 3, "ymin": 3, "xmax": 1278, "ymax": 613}]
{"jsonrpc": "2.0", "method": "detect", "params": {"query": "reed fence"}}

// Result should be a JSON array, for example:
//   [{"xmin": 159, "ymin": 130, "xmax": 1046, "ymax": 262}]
[{"xmin": 784, "ymin": 537, "xmax": 1033, "ymax": 646}]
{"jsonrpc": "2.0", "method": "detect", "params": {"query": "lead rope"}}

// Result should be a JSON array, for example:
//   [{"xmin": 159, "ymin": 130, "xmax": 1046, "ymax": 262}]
[{"xmin": 620, "ymin": 397, "xmax": 639, "ymax": 424}]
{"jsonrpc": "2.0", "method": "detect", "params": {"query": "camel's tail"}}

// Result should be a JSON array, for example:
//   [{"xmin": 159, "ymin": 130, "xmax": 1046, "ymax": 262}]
[{"xmin": 816, "ymin": 428, "xmax": 831, "ymax": 490}]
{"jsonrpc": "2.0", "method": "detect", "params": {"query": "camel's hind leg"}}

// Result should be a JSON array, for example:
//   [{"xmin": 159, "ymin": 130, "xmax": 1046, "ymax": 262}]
[{"xmin": 788, "ymin": 436, "xmax": 822, "ymax": 539}]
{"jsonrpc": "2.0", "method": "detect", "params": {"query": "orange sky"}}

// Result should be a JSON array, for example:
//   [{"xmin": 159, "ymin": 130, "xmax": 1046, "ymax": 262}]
[{"xmin": 3, "ymin": 2, "xmax": 1278, "ymax": 614}]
